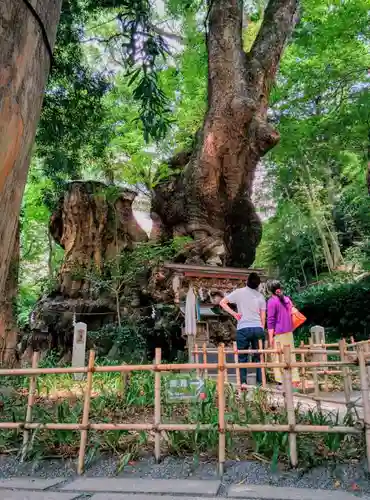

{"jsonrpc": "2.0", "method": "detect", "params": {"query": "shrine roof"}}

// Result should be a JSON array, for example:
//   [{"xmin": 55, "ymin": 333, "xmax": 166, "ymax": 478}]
[{"xmin": 163, "ymin": 262, "xmax": 268, "ymax": 281}]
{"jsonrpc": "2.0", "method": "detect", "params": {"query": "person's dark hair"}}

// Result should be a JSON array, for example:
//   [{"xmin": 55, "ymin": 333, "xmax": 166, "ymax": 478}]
[
  {"xmin": 269, "ymin": 280, "xmax": 287, "ymax": 306},
  {"xmin": 247, "ymin": 272, "xmax": 261, "ymax": 290}
]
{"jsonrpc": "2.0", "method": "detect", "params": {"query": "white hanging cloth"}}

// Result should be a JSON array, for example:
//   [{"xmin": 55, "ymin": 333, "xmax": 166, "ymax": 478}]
[{"xmin": 184, "ymin": 286, "xmax": 197, "ymax": 336}]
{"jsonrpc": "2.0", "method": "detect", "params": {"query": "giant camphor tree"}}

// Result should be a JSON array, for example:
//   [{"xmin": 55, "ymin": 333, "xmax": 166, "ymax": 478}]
[
  {"xmin": 0, "ymin": 0, "xmax": 62, "ymax": 298},
  {"xmin": 151, "ymin": 0, "xmax": 299, "ymax": 267},
  {"xmin": 1, "ymin": 0, "xmax": 299, "ymax": 361}
]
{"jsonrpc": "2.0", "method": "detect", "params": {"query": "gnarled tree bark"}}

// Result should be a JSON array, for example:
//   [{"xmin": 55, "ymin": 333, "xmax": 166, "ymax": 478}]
[
  {"xmin": 50, "ymin": 181, "xmax": 148, "ymax": 298},
  {"xmin": 151, "ymin": 0, "xmax": 298, "ymax": 267},
  {"xmin": 0, "ymin": 0, "xmax": 62, "ymax": 296},
  {"xmin": 0, "ymin": 224, "xmax": 19, "ymax": 366}
]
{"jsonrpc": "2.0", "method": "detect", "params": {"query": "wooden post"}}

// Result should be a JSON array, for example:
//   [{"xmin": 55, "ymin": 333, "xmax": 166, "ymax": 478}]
[
  {"xmin": 72, "ymin": 322, "xmax": 87, "ymax": 381},
  {"xmin": 21, "ymin": 351, "xmax": 39, "ymax": 462},
  {"xmin": 202, "ymin": 342, "xmax": 208, "ymax": 379},
  {"xmin": 77, "ymin": 350, "xmax": 95, "ymax": 475},
  {"xmin": 154, "ymin": 348, "xmax": 162, "ymax": 463},
  {"xmin": 300, "ymin": 341, "xmax": 307, "ymax": 394},
  {"xmin": 222, "ymin": 344, "xmax": 229, "ymax": 385},
  {"xmin": 362, "ymin": 341, "xmax": 370, "ymax": 380},
  {"xmin": 258, "ymin": 339, "xmax": 266, "ymax": 388},
  {"xmin": 195, "ymin": 344, "xmax": 200, "ymax": 377},
  {"xmin": 233, "ymin": 341, "xmax": 241, "ymax": 391},
  {"xmin": 339, "ymin": 338, "xmax": 351, "ymax": 410},
  {"xmin": 309, "ymin": 338, "xmax": 319, "ymax": 393},
  {"xmin": 218, "ymin": 343, "xmax": 226, "ymax": 476},
  {"xmin": 358, "ymin": 346, "xmax": 370, "ymax": 472},
  {"xmin": 283, "ymin": 345, "xmax": 297, "ymax": 467},
  {"xmin": 264, "ymin": 340, "xmax": 269, "ymax": 383},
  {"xmin": 276, "ymin": 341, "xmax": 285, "ymax": 392}
]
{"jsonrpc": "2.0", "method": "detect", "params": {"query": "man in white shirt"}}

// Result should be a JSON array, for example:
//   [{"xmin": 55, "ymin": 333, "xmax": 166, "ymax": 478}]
[{"xmin": 220, "ymin": 272, "xmax": 266, "ymax": 389}]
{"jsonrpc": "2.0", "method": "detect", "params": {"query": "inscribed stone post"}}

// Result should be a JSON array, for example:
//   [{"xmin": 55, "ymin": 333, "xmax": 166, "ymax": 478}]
[
  {"xmin": 310, "ymin": 325, "xmax": 325, "ymax": 345},
  {"xmin": 72, "ymin": 322, "xmax": 87, "ymax": 380},
  {"xmin": 310, "ymin": 325, "xmax": 326, "ymax": 392}
]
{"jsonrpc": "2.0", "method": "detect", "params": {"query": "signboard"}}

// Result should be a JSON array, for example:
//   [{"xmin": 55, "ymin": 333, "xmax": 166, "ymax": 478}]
[{"xmin": 165, "ymin": 375, "xmax": 206, "ymax": 403}]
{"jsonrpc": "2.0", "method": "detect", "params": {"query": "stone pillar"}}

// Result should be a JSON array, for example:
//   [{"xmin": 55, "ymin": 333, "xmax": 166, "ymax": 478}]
[{"xmin": 72, "ymin": 322, "xmax": 87, "ymax": 380}]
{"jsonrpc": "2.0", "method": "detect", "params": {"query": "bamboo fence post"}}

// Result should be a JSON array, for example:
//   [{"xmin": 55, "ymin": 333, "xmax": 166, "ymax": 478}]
[
  {"xmin": 357, "ymin": 346, "xmax": 370, "ymax": 472},
  {"xmin": 364, "ymin": 342, "xmax": 370, "ymax": 381},
  {"xmin": 258, "ymin": 339, "xmax": 266, "ymax": 388},
  {"xmin": 202, "ymin": 343, "xmax": 208, "ymax": 379},
  {"xmin": 195, "ymin": 344, "xmax": 200, "ymax": 377},
  {"xmin": 276, "ymin": 342, "xmax": 284, "ymax": 391},
  {"xmin": 218, "ymin": 343, "xmax": 226, "ymax": 476},
  {"xmin": 309, "ymin": 338, "xmax": 319, "ymax": 392},
  {"xmin": 154, "ymin": 347, "xmax": 162, "ymax": 463},
  {"xmin": 283, "ymin": 345, "xmax": 297, "ymax": 467},
  {"xmin": 323, "ymin": 343, "xmax": 329, "ymax": 393},
  {"xmin": 309, "ymin": 338, "xmax": 322, "ymax": 411},
  {"xmin": 233, "ymin": 341, "xmax": 241, "ymax": 391},
  {"xmin": 264, "ymin": 340, "xmax": 269, "ymax": 383},
  {"xmin": 77, "ymin": 350, "xmax": 95, "ymax": 475},
  {"xmin": 222, "ymin": 344, "xmax": 229, "ymax": 385},
  {"xmin": 300, "ymin": 341, "xmax": 307, "ymax": 394},
  {"xmin": 21, "ymin": 350, "xmax": 39, "ymax": 462},
  {"xmin": 339, "ymin": 339, "xmax": 351, "ymax": 410}
]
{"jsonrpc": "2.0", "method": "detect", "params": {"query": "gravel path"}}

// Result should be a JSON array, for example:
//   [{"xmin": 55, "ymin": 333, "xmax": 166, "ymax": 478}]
[{"xmin": 0, "ymin": 454, "xmax": 368, "ymax": 496}]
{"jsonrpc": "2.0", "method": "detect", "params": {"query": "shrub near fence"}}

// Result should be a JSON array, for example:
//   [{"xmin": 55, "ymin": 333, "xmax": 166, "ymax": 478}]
[
  {"xmin": 0, "ymin": 344, "xmax": 369, "ymax": 476},
  {"xmin": 293, "ymin": 282, "xmax": 370, "ymax": 340}
]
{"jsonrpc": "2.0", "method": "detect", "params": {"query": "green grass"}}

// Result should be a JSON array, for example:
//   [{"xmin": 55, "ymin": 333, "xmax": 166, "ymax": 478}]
[{"xmin": 0, "ymin": 364, "xmax": 365, "ymax": 471}]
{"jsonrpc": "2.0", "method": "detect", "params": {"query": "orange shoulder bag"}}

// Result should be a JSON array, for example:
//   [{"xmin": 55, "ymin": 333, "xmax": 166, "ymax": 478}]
[{"xmin": 291, "ymin": 306, "xmax": 306, "ymax": 331}]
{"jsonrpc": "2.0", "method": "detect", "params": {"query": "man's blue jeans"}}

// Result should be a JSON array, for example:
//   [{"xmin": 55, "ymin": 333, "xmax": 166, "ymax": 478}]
[{"xmin": 236, "ymin": 327, "xmax": 265, "ymax": 385}]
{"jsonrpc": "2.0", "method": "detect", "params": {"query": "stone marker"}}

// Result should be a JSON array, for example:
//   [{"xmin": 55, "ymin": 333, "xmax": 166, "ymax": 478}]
[
  {"xmin": 72, "ymin": 321, "xmax": 87, "ymax": 380},
  {"xmin": 61, "ymin": 478, "xmax": 220, "ymax": 496},
  {"xmin": 311, "ymin": 325, "xmax": 325, "ymax": 344}
]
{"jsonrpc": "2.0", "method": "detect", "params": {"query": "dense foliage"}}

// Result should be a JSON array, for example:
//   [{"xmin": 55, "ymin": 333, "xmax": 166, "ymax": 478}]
[
  {"xmin": 255, "ymin": 0, "xmax": 370, "ymax": 284},
  {"xmin": 293, "ymin": 280, "xmax": 370, "ymax": 342},
  {"xmin": 17, "ymin": 0, "xmax": 370, "ymax": 345}
]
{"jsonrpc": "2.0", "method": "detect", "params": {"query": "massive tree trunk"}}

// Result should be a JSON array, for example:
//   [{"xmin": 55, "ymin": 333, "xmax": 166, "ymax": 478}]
[
  {"xmin": 49, "ymin": 181, "xmax": 148, "ymax": 298},
  {"xmin": 0, "ymin": 0, "xmax": 62, "ymax": 296},
  {"xmin": 0, "ymin": 225, "xmax": 19, "ymax": 366},
  {"xmin": 151, "ymin": 0, "xmax": 298, "ymax": 267},
  {"xmin": 26, "ymin": 181, "xmax": 148, "ymax": 359}
]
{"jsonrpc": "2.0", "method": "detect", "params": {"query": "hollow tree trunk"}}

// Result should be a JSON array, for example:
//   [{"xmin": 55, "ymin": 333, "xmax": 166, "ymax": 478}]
[
  {"xmin": 49, "ymin": 181, "xmax": 148, "ymax": 298},
  {"xmin": 0, "ymin": 224, "xmax": 19, "ymax": 366},
  {"xmin": 151, "ymin": 0, "xmax": 298, "ymax": 267},
  {"xmin": 0, "ymin": 0, "xmax": 62, "ymax": 296}
]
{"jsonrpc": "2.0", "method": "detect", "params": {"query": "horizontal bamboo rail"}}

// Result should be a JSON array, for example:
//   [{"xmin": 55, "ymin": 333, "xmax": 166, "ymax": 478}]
[
  {"xmin": 0, "ymin": 343, "xmax": 369, "ymax": 475},
  {"xmin": 0, "ymin": 359, "xmax": 360, "ymax": 378},
  {"xmin": 0, "ymin": 421, "xmax": 362, "ymax": 433}
]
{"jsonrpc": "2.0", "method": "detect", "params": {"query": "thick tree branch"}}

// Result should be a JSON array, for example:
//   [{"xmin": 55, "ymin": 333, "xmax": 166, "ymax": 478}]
[
  {"xmin": 250, "ymin": 0, "xmax": 298, "ymax": 83},
  {"xmin": 207, "ymin": 0, "xmax": 245, "ymax": 103}
]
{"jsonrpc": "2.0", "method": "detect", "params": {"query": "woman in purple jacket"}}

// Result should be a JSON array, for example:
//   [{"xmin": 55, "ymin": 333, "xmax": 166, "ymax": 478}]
[{"xmin": 267, "ymin": 281, "xmax": 300, "ymax": 386}]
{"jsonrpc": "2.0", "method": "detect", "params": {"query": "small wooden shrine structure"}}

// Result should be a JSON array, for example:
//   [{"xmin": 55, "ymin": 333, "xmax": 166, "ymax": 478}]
[{"xmin": 163, "ymin": 263, "xmax": 268, "ymax": 357}]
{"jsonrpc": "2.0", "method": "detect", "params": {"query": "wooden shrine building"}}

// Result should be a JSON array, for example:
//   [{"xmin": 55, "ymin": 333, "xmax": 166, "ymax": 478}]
[{"xmin": 162, "ymin": 263, "xmax": 269, "ymax": 356}]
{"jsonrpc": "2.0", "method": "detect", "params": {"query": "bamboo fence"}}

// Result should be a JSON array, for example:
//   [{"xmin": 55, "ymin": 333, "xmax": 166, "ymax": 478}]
[
  {"xmin": 192, "ymin": 338, "xmax": 370, "ymax": 400},
  {"xmin": 0, "ymin": 343, "xmax": 370, "ymax": 475}
]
